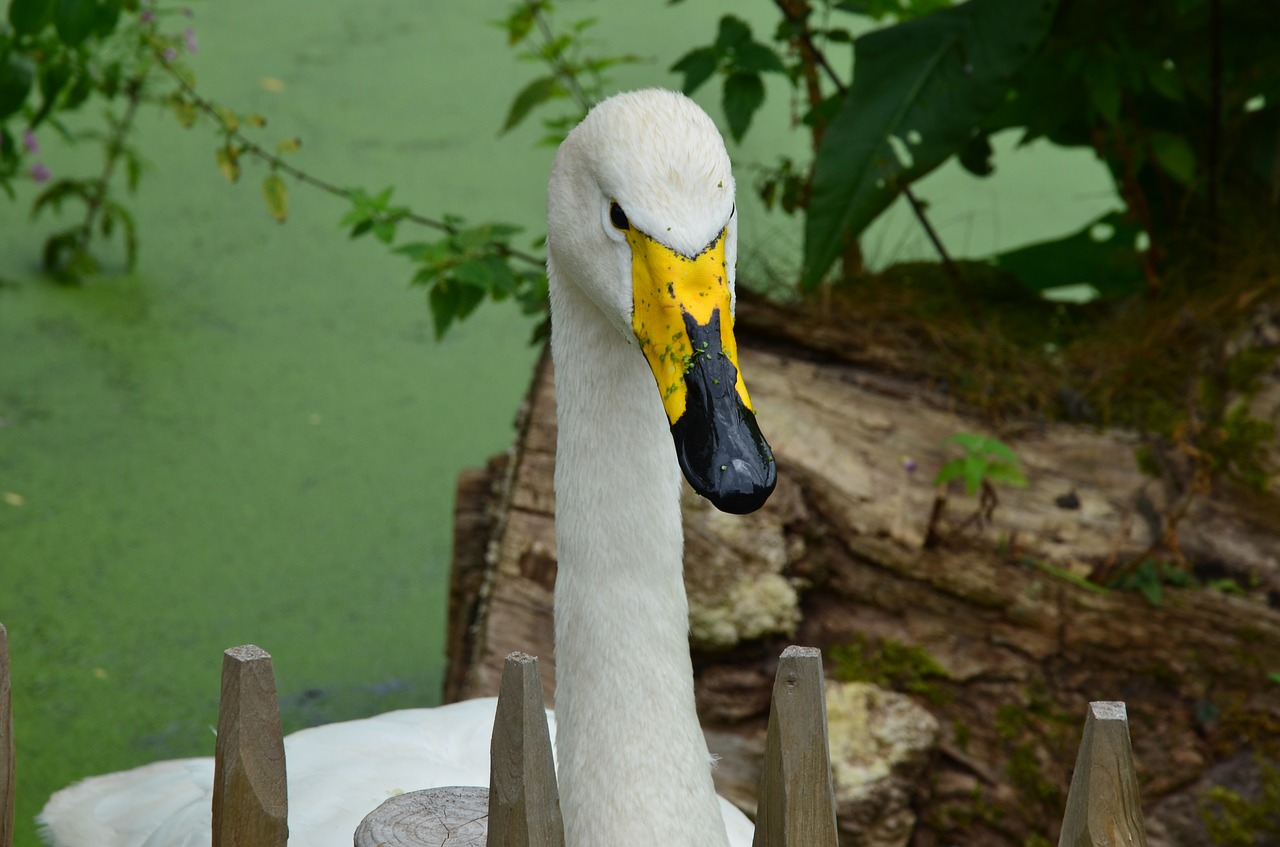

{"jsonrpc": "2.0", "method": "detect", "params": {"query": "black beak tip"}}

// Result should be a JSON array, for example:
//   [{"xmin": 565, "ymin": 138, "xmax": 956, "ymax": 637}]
[{"xmin": 703, "ymin": 458, "xmax": 777, "ymax": 515}]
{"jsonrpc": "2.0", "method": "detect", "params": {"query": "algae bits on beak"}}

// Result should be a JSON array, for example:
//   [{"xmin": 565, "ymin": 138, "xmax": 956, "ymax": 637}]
[{"xmin": 623, "ymin": 214, "xmax": 776, "ymax": 515}]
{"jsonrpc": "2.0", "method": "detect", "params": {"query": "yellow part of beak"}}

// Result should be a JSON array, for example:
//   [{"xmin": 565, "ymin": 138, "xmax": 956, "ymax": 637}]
[{"xmin": 628, "ymin": 225, "xmax": 753, "ymax": 424}]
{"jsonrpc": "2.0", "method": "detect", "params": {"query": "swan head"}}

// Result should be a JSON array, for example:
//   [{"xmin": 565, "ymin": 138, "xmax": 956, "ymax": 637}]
[{"xmin": 547, "ymin": 89, "xmax": 775, "ymax": 514}]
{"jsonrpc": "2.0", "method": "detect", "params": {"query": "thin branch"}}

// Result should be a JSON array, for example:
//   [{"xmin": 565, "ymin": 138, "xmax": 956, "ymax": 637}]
[
  {"xmin": 529, "ymin": 0, "xmax": 592, "ymax": 113},
  {"xmin": 156, "ymin": 55, "xmax": 546, "ymax": 269},
  {"xmin": 902, "ymin": 186, "xmax": 961, "ymax": 284},
  {"xmin": 78, "ymin": 75, "xmax": 144, "ymax": 255},
  {"xmin": 771, "ymin": 0, "xmax": 961, "ymax": 282},
  {"xmin": 772, "ymin": 0, "xmax": 848, "ymax": 98}
]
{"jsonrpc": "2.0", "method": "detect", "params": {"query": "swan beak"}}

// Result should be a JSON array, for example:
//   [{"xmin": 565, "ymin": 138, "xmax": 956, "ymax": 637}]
[{"xmin": 629, "ymin": 225, "xmax": 776, "ymax": 515}]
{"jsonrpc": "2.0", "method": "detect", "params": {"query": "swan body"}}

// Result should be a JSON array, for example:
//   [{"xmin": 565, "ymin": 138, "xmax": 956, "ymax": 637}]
[
  {"xmin": 38, "ymin": 701, "xmax": 753, "ymax": 846},
  {"xmin": 39, "ymin": 88, "xmax": 773, "ymax": 847}
]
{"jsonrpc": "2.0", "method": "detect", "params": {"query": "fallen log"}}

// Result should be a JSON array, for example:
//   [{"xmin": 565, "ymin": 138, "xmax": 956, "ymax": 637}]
[{"xmin": 444, "ymin": 296, "xmax": 1280, "ymax": 847}]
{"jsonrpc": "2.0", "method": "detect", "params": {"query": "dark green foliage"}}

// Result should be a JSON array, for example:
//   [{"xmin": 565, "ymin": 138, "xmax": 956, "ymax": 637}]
[
  {"xmin": 1109, "ymin": 558, "xmax": 1195, "ymax": 608},
  {"xmin": 992, "ymin": 211, "xmax": 1146, "ymax": 300},
  {"xmin": 802, "ymin": 0, "xmax": 1058, "ymax": 287},
  {"xmin": 2, "ymin": 0, "xmax": 152, "ymax": 278},
  {"xmin": 980, "ymin": 0, "xmax": 1280, "ymax": 267},
  {"xmin": 670, "ymin": 15, "xmax": 786, "ymax": 142}
]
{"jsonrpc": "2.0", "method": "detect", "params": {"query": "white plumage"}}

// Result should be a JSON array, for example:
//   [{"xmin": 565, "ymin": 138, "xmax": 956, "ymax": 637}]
[{"xmin": 39, "ymin": 88, "xmax": 766, "ymax": 847}]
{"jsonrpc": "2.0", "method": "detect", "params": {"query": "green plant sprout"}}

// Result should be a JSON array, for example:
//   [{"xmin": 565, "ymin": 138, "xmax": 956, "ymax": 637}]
[
  {"xmin": 924, "ymin": 432, "xmax": 1027, "ymax": 545},
  {"xmin": 934, "ymin": 432, "xmax": 1028, "ymax": 495}
]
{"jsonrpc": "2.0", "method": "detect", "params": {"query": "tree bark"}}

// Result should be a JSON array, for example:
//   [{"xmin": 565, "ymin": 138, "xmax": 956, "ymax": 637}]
[{"xmin": 444, "ymin": 296, "xmax": 1280, "ymax": 847}]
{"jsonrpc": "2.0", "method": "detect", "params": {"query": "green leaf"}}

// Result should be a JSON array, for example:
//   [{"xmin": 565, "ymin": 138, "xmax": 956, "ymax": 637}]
[
  {"xmin": 933, "ymin": 456, "xmax": 966, "ymax": 487},
  {"xmin": 960, "ymin": 454, "xmax": 986, "ymax": 496},
  {"xmin": 215, "ymin": 144, "xmax": 240, "ymax": 183},
  {"xmin": 428, "ymin": 280, "xmax": 486, "ymax": 340},
  {"xmin": 54, "ymin": 0, "xmax": 100, "ymax": 46},
  {"xmin": 722, "ymin": 71, "xmax": 764, "ymax": 142},
  {"xmin": 8, "ymin": 0, "xmax": 52, "ymax": 34},
  {"xmin": 0, "ymin": 53, "xmax": 35, "ymax": 120},
  {"xmin": 734, "ymin": 41, "xmax": 786, "ymax": 75},
  {"xmin": 992, "ymin": 210, "xmax": 1146, "ymax": 300},
  {"xmin": 501, "ymin": 4, "xmax": 537, "ymax": 46},
  {"xmin": 957, "ymin": 132, "xmax": 994, "ymax": 177},
  {"xmin": 32, "ymin": 57, "xmax": 72, "ymax": 127},
  {"xmin": 502, "ymin": 75, "xmax": 562, "ymax": 134},
  {"xmin": 262, "ymin": 174, "xmax": 288, "ymax": 223},
  {"xmin": 670, "ymin": 47, "xmax": 719, "ymax": 95},
  {"xmin": 372, "ymin": 218, "xmax": 396, "ymax": 244},
  {"xmin": 95, "ymin": 0, "xmax": 122, "ymax": 37},
  {"xmin": 803, "ymin": 0, "xmax": 1058, "ymax": 288},
  {"xmin": 979, "ymin": 436, "xmax": 1020, "ymax": 466},
  {"xmin": 1137, "ymin": 569, "xmax": 1162, "ymax": 607},
  {"xmin": 1083, "ymin": 59, "xmax": 1120, "ymax": 124},
  {"xmin": 715, "ymin": 15, "xmax": 751, "ymax": 50},
  {"xmin": 983, "ymin": 461, "xmax": 1028, "ymax": 488},
  {"xmin": 1149, "ymin": 131, "xmax": 1195, "ymax": 186},
  {"xmin": 944, "ymin": 432, "xmax": 989, "ymax": 454}
]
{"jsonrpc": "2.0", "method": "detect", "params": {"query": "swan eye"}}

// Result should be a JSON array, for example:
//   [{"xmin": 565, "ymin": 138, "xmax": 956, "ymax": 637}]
[{"xmin": 609, "ymin": 201, "xmax": 630, "ymax": 231}]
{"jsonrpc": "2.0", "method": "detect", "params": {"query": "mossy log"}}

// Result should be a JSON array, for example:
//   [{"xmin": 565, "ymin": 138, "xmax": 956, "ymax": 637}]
[{"xmin": 444, "ymin": 295, "xmax": 1280, "ymax": 847}]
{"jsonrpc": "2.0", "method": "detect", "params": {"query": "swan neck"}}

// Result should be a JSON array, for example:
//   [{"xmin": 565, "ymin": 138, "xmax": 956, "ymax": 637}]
[{"xmin": 550, "ymin": 277, "xmax": 728, "ymax": 847}]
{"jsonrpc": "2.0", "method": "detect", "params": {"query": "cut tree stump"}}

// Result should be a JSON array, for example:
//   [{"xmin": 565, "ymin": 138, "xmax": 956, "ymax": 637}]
[
  {"xmin": 354, "ymin": 787, "xmax": 489, "ymax": 847},
  {"xmin": 445, "ymin": 297, "xmax": 1280, "ymax": 847}
]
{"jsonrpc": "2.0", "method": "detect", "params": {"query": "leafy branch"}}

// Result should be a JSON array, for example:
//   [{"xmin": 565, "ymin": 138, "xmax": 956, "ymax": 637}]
[
  {"xmin": 156, "ymin": 52, "xmax": 543, "ymax": 267},
  {"xmin": 152, "ymin": 45, "xmax": 550, "ymax": 339},
  {"xmin": 498, "ymin": 0, "xmax": 640, "ymax": 143},
  {"xmin": 31, "ymin": 73, "xmax": 145, "ymax": 279}
]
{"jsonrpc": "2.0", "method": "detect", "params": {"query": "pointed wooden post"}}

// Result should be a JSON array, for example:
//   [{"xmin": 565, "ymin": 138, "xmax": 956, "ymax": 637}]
[
  {"xmin": 752, "ymin": 646, "xmax": 839, "ymax": 847},
  {"xmin": 212, "ymin": 645, "xmax": 288, "ymax": 847},
  {"xmin": 1058, "ymin": 701, "xmax": 1147, "ymax": 847},
  {"xmin": 0, "ymin": 625, "xmax": 14, "ymax": 847},
  {"xmin": 488, "ymin": 652, "xmax": 563, "ymax": 847}
]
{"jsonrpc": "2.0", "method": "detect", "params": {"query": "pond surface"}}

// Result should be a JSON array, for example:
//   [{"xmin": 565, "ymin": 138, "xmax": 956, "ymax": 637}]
[{"xmin": 0, "ymin": 2, "xmax": 1113, "ymax": 844}]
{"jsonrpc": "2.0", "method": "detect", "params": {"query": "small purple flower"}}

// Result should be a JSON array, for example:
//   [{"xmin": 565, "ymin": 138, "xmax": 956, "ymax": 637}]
[
  {"xmin": 141, "ymin": 9, "xmax": 154, "ymax": 23},
  {"xmin": 183, "ymin": 27, "xmax": 198, "ymax": 53},
  {"xmin": 30, "ymin": 163, "xmax": 51, "ymax": 183},
  {"xmin": 163, "ymin": 46, "xmax": 177, "ymax": 61},
  {"xmin": 22, "ymin": 129, "xmax": 38, "ymax": 154},
  {"xmin": 902, "ymin": 456, "xmax": 918, "ymax": 474}
]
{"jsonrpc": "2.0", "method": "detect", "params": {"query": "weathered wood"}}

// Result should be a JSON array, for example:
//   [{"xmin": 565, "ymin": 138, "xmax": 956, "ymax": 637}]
[
  {"xmin": 752, "ymin": 646, "xmax": 839, "ymax": 847},
  {"xmin": 212, "ymin": 644, "xmax": 288, "ymax": 847},
  {"xmin": 447, "ymin": 303, "xmax": 1280, "ymax": 846},
  {"xmin": 354, "ymin": 786, "xmax": 489, "ymax": 847},
  {"xmin": 0, "ymin": 625, "xmax": 14, "ymax": 847},
  {"xmin": 488, "ymin": 653, "xmax": 563, "ymax": 847},
  {"xmin": 1058, "ymin": 702, "xmax": 1148, "ymax": 847}
]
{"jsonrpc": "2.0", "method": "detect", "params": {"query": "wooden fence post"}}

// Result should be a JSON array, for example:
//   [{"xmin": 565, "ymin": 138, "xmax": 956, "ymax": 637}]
[
  {"xmin": 1058, "ymin": 701, "xmax": 1147, "ymax": 847},
  {"xmin": 1, "ymin": 624, "xmax": 14, "ymax": 847},
  {"xmin": 488, "ymin": 652, "xmax": 563, "ymax": 847},
  {"xmin": 212, "ymin": 644, "xmax": 288, "ymax": 847},
  {"xmin": 752, "ymin": 645, "xmax": 839, "ymax": 847},
  {"xmin": 356, "ymin": 652, "xmax": 562, "ymax": 847}
]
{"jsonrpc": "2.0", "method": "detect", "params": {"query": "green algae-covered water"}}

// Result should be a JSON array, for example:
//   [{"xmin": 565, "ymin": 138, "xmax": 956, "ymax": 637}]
[{"xmin": 0, "ymin": 2, "xmax": 1115, "ymax": 844}]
